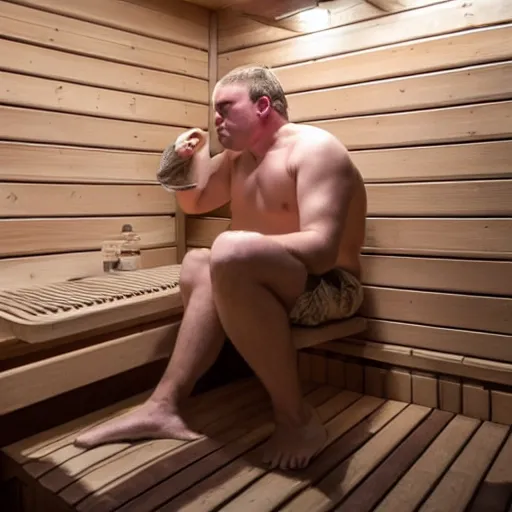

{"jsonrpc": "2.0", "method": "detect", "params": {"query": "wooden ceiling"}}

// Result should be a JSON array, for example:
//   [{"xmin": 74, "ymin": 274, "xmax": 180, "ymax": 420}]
[{"xmin": 181, "ymin": 0, "xmax": 319, "ymax": 20}]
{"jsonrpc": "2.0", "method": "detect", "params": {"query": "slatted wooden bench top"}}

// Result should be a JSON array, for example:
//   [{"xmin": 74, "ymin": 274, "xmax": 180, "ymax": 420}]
[
  {"xmin": 2, "ymin": 377, "xmax": 511, "ymax": 512},
  {"xmin": 0, "ymin": 265, "xmax": 184, "ymax": 343},
  {"xmin": 0, "ymin": 264, "xmax": 367, "ymax": 345}
]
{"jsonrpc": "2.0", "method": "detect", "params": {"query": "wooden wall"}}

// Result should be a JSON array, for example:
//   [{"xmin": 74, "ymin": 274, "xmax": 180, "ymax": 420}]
[
  {"xmin": 187, "ymin": 0, "xmax": 512, "ymax": 404},
  {"xmin": 0, "ymin": 0, "xmax": 209, "ymax": 370}
]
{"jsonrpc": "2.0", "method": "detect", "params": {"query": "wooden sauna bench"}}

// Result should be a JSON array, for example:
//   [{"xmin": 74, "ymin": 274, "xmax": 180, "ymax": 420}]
[
  {"xmin": 0, "ymin": 263, "xmax": 366, "ymax": 416},
  {"xmin": 0, "ymin": 264, "xmax": 366, "ymax": 345},
  {"xmin": 1, "ymin": 376, "xmax": 511, "ymax": 512}
]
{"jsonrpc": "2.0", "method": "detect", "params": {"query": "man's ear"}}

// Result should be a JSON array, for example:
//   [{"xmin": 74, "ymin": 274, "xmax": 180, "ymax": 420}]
[{"xmin": 256, "ymin": 96, "xmax": 271, "ymax": 118}]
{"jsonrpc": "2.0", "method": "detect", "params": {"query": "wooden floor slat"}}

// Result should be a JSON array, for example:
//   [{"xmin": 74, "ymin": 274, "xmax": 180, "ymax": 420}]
[
  {"xmin": 69, "ymin": 383, "xmax": 332, "ymax": 512},
  {"xmin": 334, "ymin": 409, "xmax": 455, "ymax": 511},
  {"xmin": 1, "ymin": 378, "xmax": 511, "ymax": 512},
  {"xmin": 211, "ymin": 397, "xmax": 402, "ymax": 512},
  {"xmin": 115, "ymin": 389, "xmax": 361, "ymax": 512},
  {"xmin": 37, "ymin": 379, "xmax": 282, "ymax": 494},
  {"xmin": 468, "ymin": 431, "xmax": 512, "ymax": 512},
  {"xmin": 15, "ymin": 378, "xmax": 255, "ymax": 470},
  {"xmin": 419, "ymin": 421, "xmax": 510, "ymax": 512},
  {"xmin": 373, "ymin": 414, "xmax": 481, "ymax": 512},
  {"xmin": 59, "ymin": 382, "xmax": 321, "ymax": 509}
]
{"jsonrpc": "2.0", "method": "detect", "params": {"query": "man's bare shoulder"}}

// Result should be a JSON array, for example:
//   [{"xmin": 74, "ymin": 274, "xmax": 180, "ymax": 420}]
[{"xmin": 287, "ymin": 123, "xmax": 354, "ymax": 174}]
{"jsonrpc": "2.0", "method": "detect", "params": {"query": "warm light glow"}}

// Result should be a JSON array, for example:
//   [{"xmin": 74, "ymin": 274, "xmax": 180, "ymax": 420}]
[{"xmin": 297, "ymin": 6, "xmax": 330, "ymax": 30}]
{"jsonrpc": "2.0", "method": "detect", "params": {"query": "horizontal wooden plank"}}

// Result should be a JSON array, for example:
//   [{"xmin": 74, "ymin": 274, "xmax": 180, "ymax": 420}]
[
  {"xmin": 0, "ymin": 142, "xmax": 162, "ymax": 183},
  {"xmin": 218, "ymin": 0, "xmax": 512, "ymax": 73},
  {"xmin": 0, "ymin": 183, "xmax": 175, "ymax": 217},
  {"xmin": 366, "ymin": 180, "xmax": 512, "ymax": 216},
  {"xmin": 358, "ymin": 319, "xmax": 512, "ymax": 362},
  {"xmin": 0, "ymin": 2, "xmax": 208, "ymax": 78},
  {"xmin": 324, "ymin": 338, "xmax": 512, "ymax": 386},
  {"xmin": 361, "ymin": 287, "xmax": 512, "ymax": 335},
  {"xmin": 287, "ymin": 62, "xmax": 512, "ymax": 121},
  {"xmin": 462, "ymin": 358, "xmax": 512, "ymax": 387},
  {"xmin": 321, "ymin": 340, "xmax": 512, "ymax": 386},
  {"xmin": 351, "ymin": 141, "xmax": 512, "ymax": 182},
  {"xmin": 209, "ymin": 179, "xmax": 512, "ymax": 217},
  {"xmin": 274, "ymin": 24, "xmax": 512, "ymax": 93},
  {"xmin": 361, "ymin": 255, "xmax": 512, "ymax": 296},
  {"xmin": 186, "ymin": 217, "xmax": 230, "ymax": 247},
  {"xmin": 0, "ymin": 320, "xmax": 180, "ymax": 415},
  {"xmin": 310, "ymin": 101, "xmax": 512, "ymax": 150},
  {"xmin": 9, "ymin": 0, "xmax": 209, "ymax": 49},
  {"xmin": 0, "ymin": 39, "xmax": 208, "ymax": 104},
  {"xmin": 0, "ymin": 106, "xmax": 183, "ymax": 152},
  {"xmin": 0, "ymin": 247, "xmax": 177, "ymax": 291},
  {"xmin": 0, "ymin": 216, "xmax": 175, "ymax": 257},
  {"xmin": 218, "ymin": 0, "xmax": 447, "ymax": 53},
  {"xmin": 187, "ymin": 217, "xmax": 512, "ymax": 259},
  {"xmin": 0, "ymin": 320, "xmax": 13, "ymax": 343},
  {"xmin": 218, "ymin": 7, "xmax": 295, "ymax": 53},
  {"xmin": 364, "ymin": 218, "xmax": 512, "ymax": 259},
  {"xmin": 0, "ymin": 72, "xmax": 208, "ymax": 127}
]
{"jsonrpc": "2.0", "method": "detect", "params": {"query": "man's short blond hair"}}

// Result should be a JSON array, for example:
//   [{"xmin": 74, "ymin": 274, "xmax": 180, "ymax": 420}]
[{"xmin": 216, "ymin": 65, "xmax": 289, "ymax": 120}]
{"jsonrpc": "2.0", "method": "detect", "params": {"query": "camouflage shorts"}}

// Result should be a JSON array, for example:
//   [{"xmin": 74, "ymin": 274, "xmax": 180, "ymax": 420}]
[{"xmin": 289, "ymin": 267, "xmax": 364, "ymax": 327}]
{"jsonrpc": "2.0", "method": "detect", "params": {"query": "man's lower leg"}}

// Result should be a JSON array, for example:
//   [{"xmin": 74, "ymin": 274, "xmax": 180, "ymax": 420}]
[
  {"xmin": 74, "ymin": 250, "xmax": 225, "ymax": 448},
  {"xmin": 210, "ymin": 232, "xmax": 328, "ymax": 469}
]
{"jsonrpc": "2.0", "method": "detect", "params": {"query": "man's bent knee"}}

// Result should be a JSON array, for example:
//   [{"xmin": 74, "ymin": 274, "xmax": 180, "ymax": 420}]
[
  {"xmin": 179, "ymin": 248, "xmax": 211, "ymax": 292},
  {"xmin": 210, "ymin": 231, "xmax": 266, "ymax": 269},
  {"xmin": 210, "ymin": 231, "xmax": 307, "ymax": 307}
]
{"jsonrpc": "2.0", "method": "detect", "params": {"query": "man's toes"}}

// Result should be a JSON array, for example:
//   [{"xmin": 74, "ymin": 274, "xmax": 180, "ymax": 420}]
[
  {"xmin": 270, "ymin": 452, "xmax": 284, "ymax": 470},
  {"xmin": 279, "ymin": 453, "xmax": 295, "ymax": 470},
  {"xmin": 288, "ymin": 456, "xmax": 300, "ymax": 470},
  {"xmin": 73, "ymin": 436, "xmax": 90, "ymax": 449},
  {"xmin": 262, "ymin": 446, "xmax": 273, "ymax": 465},
  {"xmin": 298, "ymin": 455, "xmax": 310, "ymax": 469},
  {"xmin": 182, "ymin": 430, "xmax": 203, "ymax": 441},
  {"xmin": 298, "ymin": 454, "xmax": 311, "ymax": 469}
]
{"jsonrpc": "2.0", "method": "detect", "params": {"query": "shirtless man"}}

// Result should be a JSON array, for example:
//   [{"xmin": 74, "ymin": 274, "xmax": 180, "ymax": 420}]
[{"xmin": 75, "ymin": 65, "xmax": 367, "ymax": 470}]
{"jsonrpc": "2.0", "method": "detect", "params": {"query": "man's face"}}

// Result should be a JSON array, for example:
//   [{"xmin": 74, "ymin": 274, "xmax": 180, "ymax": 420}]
[{"xmin": 213, "ymin": 83, "xmax": 266, "ymax": 151}]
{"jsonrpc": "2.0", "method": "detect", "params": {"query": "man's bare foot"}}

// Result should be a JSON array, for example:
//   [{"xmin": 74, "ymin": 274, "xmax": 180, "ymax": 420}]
[
  {"xmin": 262, "ymin": 404, "xmax": 327, "ymax": 470},
  {"xmin": 74, "ymin": 401, "xmax": 203, "ymax": 449}
]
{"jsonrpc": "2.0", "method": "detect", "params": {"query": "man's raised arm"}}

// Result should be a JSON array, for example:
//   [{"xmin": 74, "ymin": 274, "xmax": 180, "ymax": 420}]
[{"xmin": 157, "ymin": 128, "xmax": 238, "ymax": 215}]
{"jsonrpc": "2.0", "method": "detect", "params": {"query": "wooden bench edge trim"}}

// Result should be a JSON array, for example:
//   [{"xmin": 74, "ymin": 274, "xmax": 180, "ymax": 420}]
[
  {"xmin": 292, "ymin": 316, "xmax": 367, "ymax": 349},
  {"xmin": 0, "ymin": 321, "xmax": 181, "ymax": 415},
  {"xmin": 318, "ymin": 338, "xmax": 512, "ymax": 386},
  {"xmin": 8, "ymin": 292, "xmax": 184, "ymax": 344}
]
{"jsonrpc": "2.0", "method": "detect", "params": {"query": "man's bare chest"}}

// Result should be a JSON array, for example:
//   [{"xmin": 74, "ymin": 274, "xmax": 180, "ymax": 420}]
[{"xmin": 230, "ymin": 155, "xmax": 298, "ymax": 215}]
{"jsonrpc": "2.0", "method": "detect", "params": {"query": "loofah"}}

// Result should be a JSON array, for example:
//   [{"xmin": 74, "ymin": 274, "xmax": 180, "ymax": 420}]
[{"xmin": 156, "ymin": 141, "xmax": 197, "ymax": 191}]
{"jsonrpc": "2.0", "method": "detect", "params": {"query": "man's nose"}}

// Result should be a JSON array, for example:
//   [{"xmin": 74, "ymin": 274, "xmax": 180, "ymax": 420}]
[{"xmin": 215, "ymin": 112, "xmax": 223, "ymax": 126}]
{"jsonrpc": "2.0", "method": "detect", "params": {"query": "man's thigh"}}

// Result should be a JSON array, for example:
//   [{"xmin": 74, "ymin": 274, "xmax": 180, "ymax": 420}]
[{"xmin": 210, "ymin": 231, "xmax": 308, "ymax": 310}]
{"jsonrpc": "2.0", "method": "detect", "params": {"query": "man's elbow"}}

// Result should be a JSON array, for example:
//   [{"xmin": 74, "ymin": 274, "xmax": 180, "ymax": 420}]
[
  {"xmin": 307, "ymin": 240, "xmax": 339, "ymax": 275},
  {"xmin": 175, "ymin": 189, "xmax": 205, "ymax": 215},
  {"xmin": 317, "ymin": 250, "xmax": 339, "ymax": 275}
]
